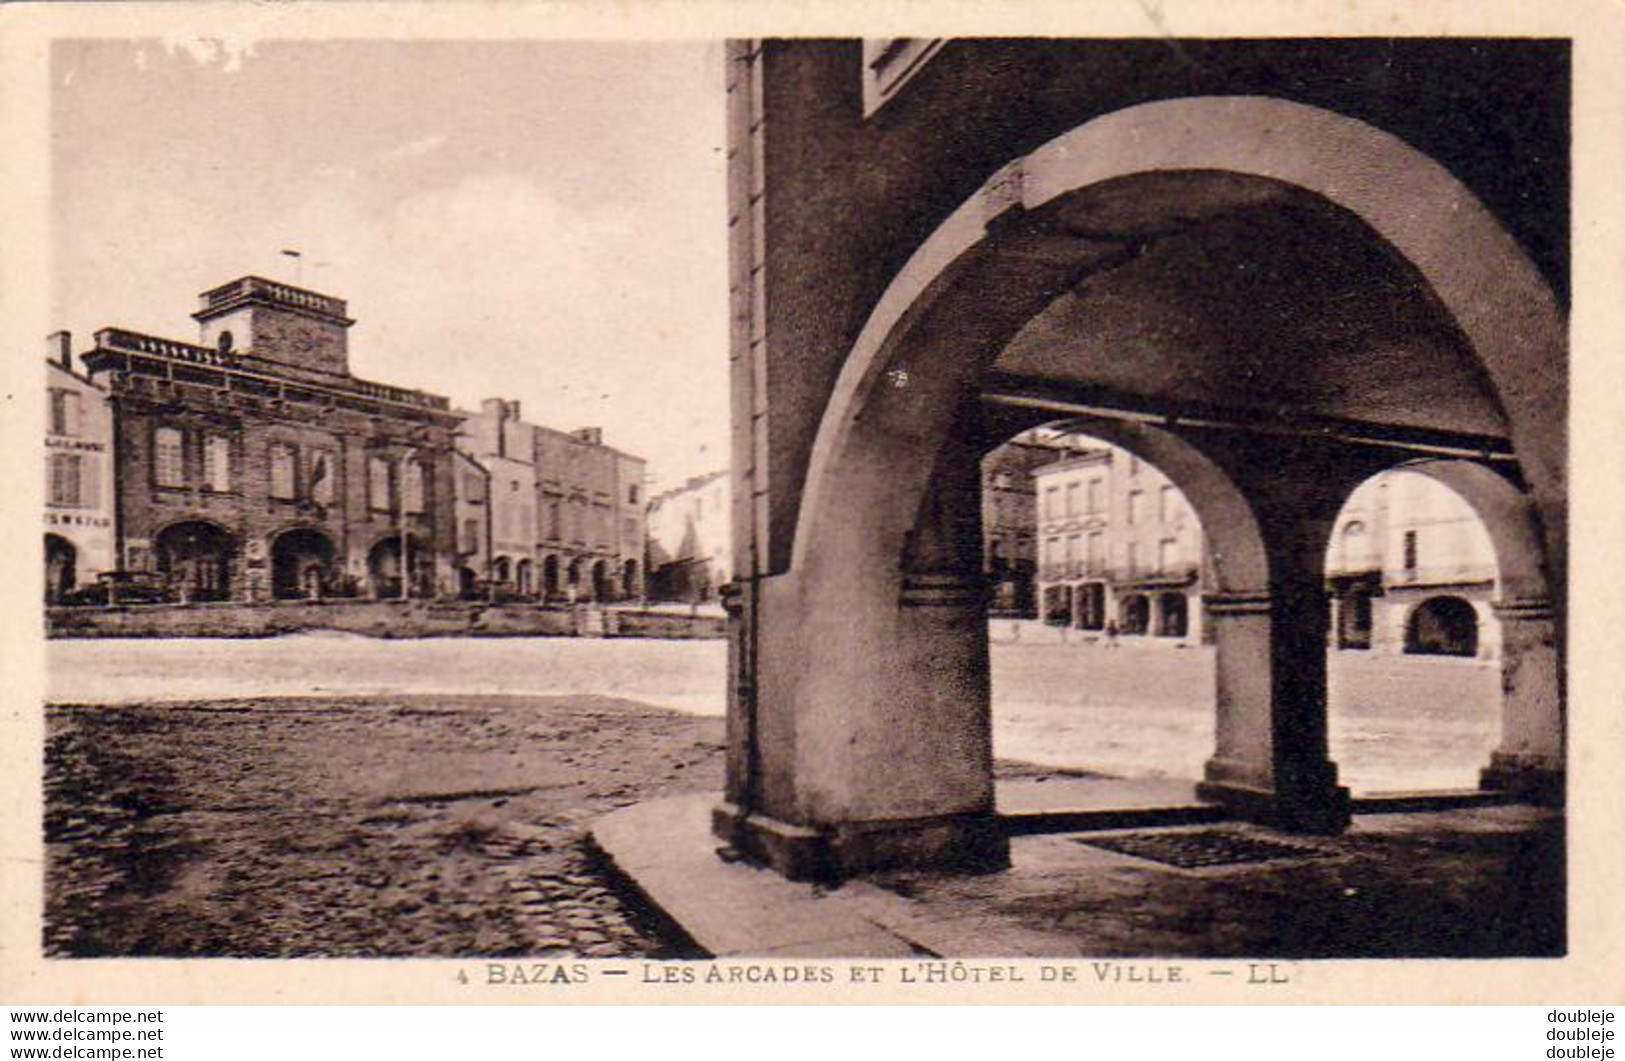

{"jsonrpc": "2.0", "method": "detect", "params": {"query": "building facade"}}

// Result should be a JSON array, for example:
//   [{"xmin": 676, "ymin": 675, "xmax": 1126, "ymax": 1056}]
[
  {"xmin": 44, "ymin": 337, "xmax": 116, "ymax": 602},
  {"xmin": 78, "ymin": 277, "xmax": 461, "ymax": 602},
  {"xmin": 1032, "ymin": 440, "xmax": 1206, "ymax": 645},
  {"xmin": 458, "ymin": 401, "xmax": 647, "ymax": 602},
  {"xmin": 979, "ymin": 435, "xmax": 1060, "ymax": 617},
  {"xmin": 1328, "ymin": 469, "xmax": 1502, "ymax": 659},
  {"xmin": 646, "ymin": 470, "xmax": 731, "ymax": 603}
]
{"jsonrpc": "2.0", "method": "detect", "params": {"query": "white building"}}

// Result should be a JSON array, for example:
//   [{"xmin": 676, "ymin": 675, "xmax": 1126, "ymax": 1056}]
[
  {"xmin": 646, "ymin": 470, "xmax": 731, "ymax": 603},
  {"xmin": 44, "ymin": 335, "xmax": 116, "ymax": 601},
  {"xmin": 1032, "ymin": 440, "xmax": 1206, "ymax": 646},
  {"xmin": 1328, "ymin": 468, "xmax": 1501, "ymax": 658}
]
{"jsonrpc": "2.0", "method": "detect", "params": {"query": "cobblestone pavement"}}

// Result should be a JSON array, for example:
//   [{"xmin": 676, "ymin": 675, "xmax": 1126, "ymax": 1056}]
[{"xmin": 44, "ymin": 695, "xmax": 726, "ymax": 958}]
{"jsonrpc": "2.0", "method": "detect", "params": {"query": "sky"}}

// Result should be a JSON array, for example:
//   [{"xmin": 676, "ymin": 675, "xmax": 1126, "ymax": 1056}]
[{"xmin": 51, "ymin": 37, "xmax": 729, "ymax": 492}]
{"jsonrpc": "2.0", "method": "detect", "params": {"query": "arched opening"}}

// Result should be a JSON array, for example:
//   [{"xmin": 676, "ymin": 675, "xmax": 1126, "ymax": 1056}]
[
  {"xmin": 1119, "ymin": 594, "xmax": 1150, "ymax": 636},
  {"xmin": 45, "ymin": 533, "xmax": 76, "ymax": 603},
  {"xmin": 270, "ymin": 527, "xmax": 337, "ymax": 600},
  {"xmin": 567, "ymin": 557, "xmax": 585, "ymax": 599},
  {"xmin": 155, "ymin": 521, "xmax": 235, "ymax": 603},
  {"xmin": 623, "ymin": 559, "xmax": 639, "ymax": 600},
  {"xmin": 542, "ymin": 555, "xmax": 562, "ymax": 600},
  {"xmin": 1407, "ymin": 596, "xmax": 1481, "ymax": 657},
  {"xmin": 591, "ymin": 559, "xmax": 611, "ymax": 603},
  {"xmin": 1157, "ymin": 593, "xmax": 1188, "ymax": 638},
  {"xmin": 515, "ymin": 558, "xmax": 535, "ymax": 598},
  {"xmin": 983, "ymin": 426, "xmax": 1221, "ymax": 788},
  {"xmin": 727, "ymin": 95, "xmax": 1565, "ymax": 877},
  {"xmin": 367, "ymin": 535, "xmax": 430, "ymax": 599},
  {"xmin": 492, "ymin": 556, "xmax": 512, "ymax": 586},
  {"xmin": 457, "ymin": 566, "xmax": 477, "ymax": 600},
  {"xmin": 1324, "ymin": 464, "xmax": 1513, "ymax": 793}
]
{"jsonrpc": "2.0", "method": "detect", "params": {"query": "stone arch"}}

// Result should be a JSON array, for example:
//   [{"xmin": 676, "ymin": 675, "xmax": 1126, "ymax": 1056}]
[
  {"xmin": 516, "ymin": 558, "xmax": 535, "ymax": 598},
  {"xmin": 154, "ymin": 519, "xmax": 236, "ymax": 602},
  {"xmin": 367, "ymin": 533, "xmax": 430, "ymax": 599},
  {"xmin": 1390, "ymin": 459, "xmax": 1560, "ymax": 795},
  {"xmin": 731, "ymin": 95, "xmax": 1566, "ymax": 875},
  {"xmin": 794, "ymin": 95, "xmax": 1563, "ymax": 586},
  {"xmin": 270, "ymin": 526, "xmax": 338, "ymax": 600},
  {"xmin": 1405, "ymin": 595, "xmax": 1480, "ymax": 657}
]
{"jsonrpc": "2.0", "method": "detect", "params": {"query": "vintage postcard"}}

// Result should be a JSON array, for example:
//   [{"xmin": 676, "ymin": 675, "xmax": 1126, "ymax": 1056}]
[{"xmin": 1, "ymin": 0, "xmax": 1621, "ymax": 1007}]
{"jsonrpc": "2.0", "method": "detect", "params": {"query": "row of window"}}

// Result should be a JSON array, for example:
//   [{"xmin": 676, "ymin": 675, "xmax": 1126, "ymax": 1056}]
[
  {"xmin": 1041, "ymin": 480, "xmax": 1181, "ymax": 524},
  {"xmin": 1041, "ymin": 533, "xmax": 1186, "ymax": 576},
  {"xmin": 152, "ymin": 426, "xmax": 426, "ymax": 512}
]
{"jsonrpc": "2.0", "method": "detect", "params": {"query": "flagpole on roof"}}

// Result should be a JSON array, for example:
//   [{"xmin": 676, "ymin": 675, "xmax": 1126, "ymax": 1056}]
[{"xmin": 281, "ymin": 248, "xmax": 303, "ymax": 287}]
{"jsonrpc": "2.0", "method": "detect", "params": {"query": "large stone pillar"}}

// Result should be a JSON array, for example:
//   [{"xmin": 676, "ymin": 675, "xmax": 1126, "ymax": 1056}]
[
  {"xmin": 1479, "ymin": 597, "xmax": 1563, "ymax": 803},
  {"xmin": 1193, "ymin": 445, "xmax": 1357, "ymax": 834},
  {"xmin": 715, "ymin": 421, "xmax": 1007, "ymax": 881}
]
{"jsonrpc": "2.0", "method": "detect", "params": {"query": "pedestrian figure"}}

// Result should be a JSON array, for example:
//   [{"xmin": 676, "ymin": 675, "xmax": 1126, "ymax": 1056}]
[{"xmin": 1104, "ymin": 620, "xmax": 1119, "ymax": 648}]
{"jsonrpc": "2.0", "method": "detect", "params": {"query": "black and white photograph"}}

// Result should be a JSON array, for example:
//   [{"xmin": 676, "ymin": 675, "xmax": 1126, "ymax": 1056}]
[{"xmin": 4, "ymin": 1, "xmax": 1622, "ymax": 1017}]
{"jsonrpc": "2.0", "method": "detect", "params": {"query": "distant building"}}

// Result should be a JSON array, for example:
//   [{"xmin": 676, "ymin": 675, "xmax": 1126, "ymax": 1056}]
[
  {"xmin": 980, "ymin": 434, "xmax": 1073, "ymax": 617},
  {"xmin": 44, "ymin": 335, "xmax": 116, "ymax": 601},
  {"xmin": 1033, "ymin": 441, "xmax": 1206, "ymax": 645},
  {"xmin": 457, "ymin": 401, "xmax": 647, "ymax": 602},
  {"xmin": 646, "ymin": 470, "xmax": 731, "ymax": 603},
  {"xmin": 1328, "ymin": 470, "xmax": 1501, "ymax": 658},
  {"xmin": 77, "ymin": 276, "xmax": 461, "ymax": 602},
  {"xmin": 450, "ymin": 449, "xmax": 491, "ymax": 599}
]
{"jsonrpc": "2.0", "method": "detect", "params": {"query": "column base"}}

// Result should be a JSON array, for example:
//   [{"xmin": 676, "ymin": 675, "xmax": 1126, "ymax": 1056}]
[
  {"xmin": 1198, "ymin": 760, "xmax": 1351, "ymax": 835},
  {"xmin": 1480, "ymin": 753, "xmax": 1565, "ymax": 806},
  {"xmin": 713, "ymin": 802, "xmax": 1010, "ymax": 883}
]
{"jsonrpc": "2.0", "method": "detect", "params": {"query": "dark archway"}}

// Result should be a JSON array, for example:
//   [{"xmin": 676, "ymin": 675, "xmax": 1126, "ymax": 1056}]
[
  {"xmin": 516, "ymin": 558, "xmax": 535, "ymax": 598},
  {"xmin": 623, "ymin": 559, "xmax": 639, "ymax": 600},
  {"xmin": 368, "ymin": 535, "xmax": 430, "ymax": 599},
  {"xmin": 1157, "ymin": 593, "xmax": 1188, "ymax": 638},
  {"xmin": 45, "ymin": 534, "xmax": 76, "ymax": 603},
  {"xmin": 1407, "ymin": 596, "xmax": 1480, "ymax": 657},
  {"xmin": 591, "ymin": 559, "xmax": 611, "ymax": 603},
  {"xmin": 1119, "ymin": 594, "xmax": 1150, "ymax": 635},
  {"xmin": 458, "ymin": 566, "xmax": 477, "ymax": 600},
  {"xmin": 1076, "ymin": 582, "xmax": 1106, "ymax": 631},
  {"xmin": 271, "ymin": 528, "xmax": 337, "ymax": 600},
  {"xmin": 155, "ymin": 521, "xmax": 235, "ymax": 602},
  {"xmin": 543, "ymin": 554, "xmax": 562, "ymax": 600}
]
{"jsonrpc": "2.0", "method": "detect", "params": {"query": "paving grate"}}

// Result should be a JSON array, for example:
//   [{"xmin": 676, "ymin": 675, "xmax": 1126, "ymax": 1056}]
[{"xmin": 1076, "ymin": 828, "xmax": 1334, "ymax": 869}]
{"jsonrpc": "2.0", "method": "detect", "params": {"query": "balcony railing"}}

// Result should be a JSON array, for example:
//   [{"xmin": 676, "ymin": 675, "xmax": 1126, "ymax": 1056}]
[
  {"xmin": 199, "ymin": 276, "xmax": 349, "ymax": 320},
  {"xmin": 1388, "ymin": 563, "xmax": 1497, "ymax": 587},
  {"xmin": 90, "ymin": 328, "xmax": 450, "ymax": 414},
  {"xmin": 1038, "ymin": 561, "xmax": 1199, "ymax": 584}
]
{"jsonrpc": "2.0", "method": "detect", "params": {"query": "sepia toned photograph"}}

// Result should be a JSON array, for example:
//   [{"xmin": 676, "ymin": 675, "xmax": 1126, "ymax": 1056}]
[{"xmin": 5, "ymin": 2, "xmax": 1619, "ymax": 1010}]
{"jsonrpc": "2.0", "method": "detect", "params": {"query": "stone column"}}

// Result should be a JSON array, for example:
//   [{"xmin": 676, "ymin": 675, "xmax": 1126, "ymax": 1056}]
[
  {"xmin": 716, "ymin": 423, "xmax": 1008, "ymax": 881},
  {"xmin": 1197, "ymin": 507, "xmax": 1351, "ymax": 834},
  {"xmin": 1479, "ymin": 597, "xmax": 1563, "ymax": 803}
]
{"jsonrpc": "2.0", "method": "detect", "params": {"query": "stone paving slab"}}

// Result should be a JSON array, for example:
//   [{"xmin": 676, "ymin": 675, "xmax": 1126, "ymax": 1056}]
[{"xmin": 591, "ymin": 791, "xmax": 1565, "ymax": 959}]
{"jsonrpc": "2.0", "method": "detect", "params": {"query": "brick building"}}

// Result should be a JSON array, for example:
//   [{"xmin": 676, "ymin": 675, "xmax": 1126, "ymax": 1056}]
[
  {"xmin": 44, "ymin": 336, "xmax": 116, "ymax": 602},
  {"xmin": 78, "ymin": 277, "xmax": 461, "ymax": 602}
]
